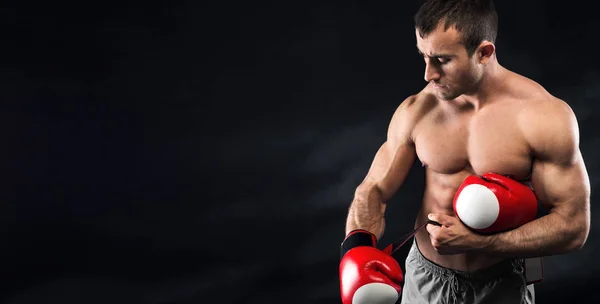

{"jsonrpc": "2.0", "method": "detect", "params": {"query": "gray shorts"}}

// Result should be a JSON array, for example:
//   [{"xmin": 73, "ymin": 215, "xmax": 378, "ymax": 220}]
[{"xmin": 400, "ymin": 240, "xmax": 535, "ymax": 304}]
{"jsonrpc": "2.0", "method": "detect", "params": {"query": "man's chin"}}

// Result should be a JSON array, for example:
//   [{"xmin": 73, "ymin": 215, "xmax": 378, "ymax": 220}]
[{"xmin": 437, "ymin": 91, "xmax": 457, "ymax": 101}]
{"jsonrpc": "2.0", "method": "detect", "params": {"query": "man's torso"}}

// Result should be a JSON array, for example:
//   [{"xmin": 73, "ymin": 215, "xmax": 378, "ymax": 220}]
[{"xmin": 406, "ymin": 72, "xmax": 552, "ymax": 271}]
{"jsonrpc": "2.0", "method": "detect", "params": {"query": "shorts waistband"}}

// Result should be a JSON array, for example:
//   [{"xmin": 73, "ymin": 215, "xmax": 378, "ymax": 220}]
[{"xmin": 409, "ymin": 239, "xmax": 523, "ymax": 282}]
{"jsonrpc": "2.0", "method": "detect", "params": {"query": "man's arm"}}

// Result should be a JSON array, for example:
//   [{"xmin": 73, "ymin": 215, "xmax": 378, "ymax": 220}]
[
  {"xmin": 345, "ymin": 96, "xmax": 420, "ymax": 240},
  {"xmin": 483, "ymin": 99, "xmax": 591, "ymax": 258}
]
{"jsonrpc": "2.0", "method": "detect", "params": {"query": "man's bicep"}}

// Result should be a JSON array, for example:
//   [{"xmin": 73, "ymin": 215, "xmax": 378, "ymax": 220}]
[
  {"xmin": 530, "ymin": 150, "xmax": 590, "ymax": 218},
  {"xmin": 359, "ymin": 96, "xmax": 419, "ymax": 201},
  {"xmin": 526, "ymin": 99, "xmax": 590, "ymax": 213},
  {"xmin": 364, "ymin": 141, "xmax": 417, "ymax": 201}
]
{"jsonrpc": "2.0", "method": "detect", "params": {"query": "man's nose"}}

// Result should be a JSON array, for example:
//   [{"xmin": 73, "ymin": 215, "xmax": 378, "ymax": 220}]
[{"xmin": 424, "ymin": 63, "xmax": 441, "ymax": 82}]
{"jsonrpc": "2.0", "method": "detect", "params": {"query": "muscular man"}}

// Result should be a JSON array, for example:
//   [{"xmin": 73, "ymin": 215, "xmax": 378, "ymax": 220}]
[{"xmin": 339, "ymin": 0, "xmax": 591, "ymax": 303}]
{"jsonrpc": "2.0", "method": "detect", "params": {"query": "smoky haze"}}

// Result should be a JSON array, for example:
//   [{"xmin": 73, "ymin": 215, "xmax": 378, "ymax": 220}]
[{"xmin": 0, "ymin": 0, "xmax": 598, "ymax": 303}]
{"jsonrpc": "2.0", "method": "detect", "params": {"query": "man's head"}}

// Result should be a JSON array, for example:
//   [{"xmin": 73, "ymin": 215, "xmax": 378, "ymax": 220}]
[{"xmin": 414, "ymin": 0, "xmax": 499, "ymax": 100}]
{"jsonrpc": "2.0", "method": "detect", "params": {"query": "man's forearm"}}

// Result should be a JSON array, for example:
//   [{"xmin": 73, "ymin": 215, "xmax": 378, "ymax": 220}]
[
  {"xmin": 346, "ymin": 209, "xmax": 386, "ymax": 240},
  {"xmin": 481, "ymin": 212, "xmax": 588, "ymax": 259},
  {"xmin": 345, "ymin": 184, "xmax": 387, "ymax": 239}
]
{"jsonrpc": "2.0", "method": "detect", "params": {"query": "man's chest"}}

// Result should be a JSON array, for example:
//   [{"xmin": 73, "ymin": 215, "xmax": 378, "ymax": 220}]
[{"xmin": 412, "ymin": 110, "xmax": 532, "ymax": 180}]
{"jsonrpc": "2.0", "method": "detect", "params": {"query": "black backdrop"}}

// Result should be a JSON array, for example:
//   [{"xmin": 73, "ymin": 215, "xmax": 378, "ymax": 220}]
[{"xmin": 1, "ymin": 0, "xmax": 599, "ymax": 303}]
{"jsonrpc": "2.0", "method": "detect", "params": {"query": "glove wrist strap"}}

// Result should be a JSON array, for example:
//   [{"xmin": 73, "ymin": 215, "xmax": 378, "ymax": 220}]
[{"xmin": 340, "ymin": 229, "xmax": 377, "ymax": 259}]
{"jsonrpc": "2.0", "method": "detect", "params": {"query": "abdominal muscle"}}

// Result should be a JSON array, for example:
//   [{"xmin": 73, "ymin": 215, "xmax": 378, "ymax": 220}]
[{"xmin": 413, "ymin": 170, "xmax": 507, "ymax": 272}]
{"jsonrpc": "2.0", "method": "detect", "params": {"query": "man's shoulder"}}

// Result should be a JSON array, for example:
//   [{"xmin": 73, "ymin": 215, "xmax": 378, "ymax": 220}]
[
  {"xmin": 505, "ymin": 71, "xmax": 574, "ymax": 121},
  {"xmin": 393, "ymin": 89, "xmax": 439, "ymax": 121},
  {"xmin": 518, "ymin": 89, "xmax": 575, "ymax": 124},
  {"xmin": 509, "ymin": 71, "xmax": 571, "ymax": 110},
  {"xmin": 386, "ymin": 90, "xmax": 439, "ymax": 144},
  {"xmin": 517, "ymin": 88, "xmax": 579, "ymax": 159}
]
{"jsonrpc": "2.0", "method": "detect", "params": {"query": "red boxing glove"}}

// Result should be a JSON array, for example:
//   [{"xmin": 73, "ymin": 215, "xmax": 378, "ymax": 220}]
[
  {"xmin": 339, "ymin": 230, "xmax": 403, "ymax": 304},
  {"xmin": 453, "ymin": 173, "xmax": 538, "ymax": 234}
]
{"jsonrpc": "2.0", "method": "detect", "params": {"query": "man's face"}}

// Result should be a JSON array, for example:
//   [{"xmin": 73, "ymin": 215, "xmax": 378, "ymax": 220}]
[{"xmin": 415, "ymin": 23, "xmax": 481, "ymax": 100}]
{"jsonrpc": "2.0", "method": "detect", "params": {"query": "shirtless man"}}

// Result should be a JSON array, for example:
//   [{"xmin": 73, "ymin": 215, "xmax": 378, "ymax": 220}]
[{"xmin": 338, "ymin": 0, "xmax": 591, "ymax": 303}]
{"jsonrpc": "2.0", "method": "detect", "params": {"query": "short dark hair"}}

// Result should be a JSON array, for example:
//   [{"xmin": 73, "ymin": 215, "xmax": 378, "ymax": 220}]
[{"xmin": 414, "ymin": 0, "xmax": 498, "ymax": 57}]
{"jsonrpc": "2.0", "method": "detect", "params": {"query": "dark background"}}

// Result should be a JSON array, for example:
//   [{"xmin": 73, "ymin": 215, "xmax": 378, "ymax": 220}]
[{"xmin": 0, "ymin": 0, "xmax": 598, "ymax": 303}]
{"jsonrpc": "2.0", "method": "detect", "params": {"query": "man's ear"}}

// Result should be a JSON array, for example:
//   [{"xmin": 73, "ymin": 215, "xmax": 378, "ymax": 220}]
[{"xmin": 478, "ymin": 41, "xmax": 495, "ymax": 64}]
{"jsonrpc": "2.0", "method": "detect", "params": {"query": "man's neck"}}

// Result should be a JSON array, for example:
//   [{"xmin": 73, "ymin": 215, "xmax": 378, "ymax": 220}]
[{"xmin": 457, "ymin": 60, "xmax": 508, "ymax": 110}]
